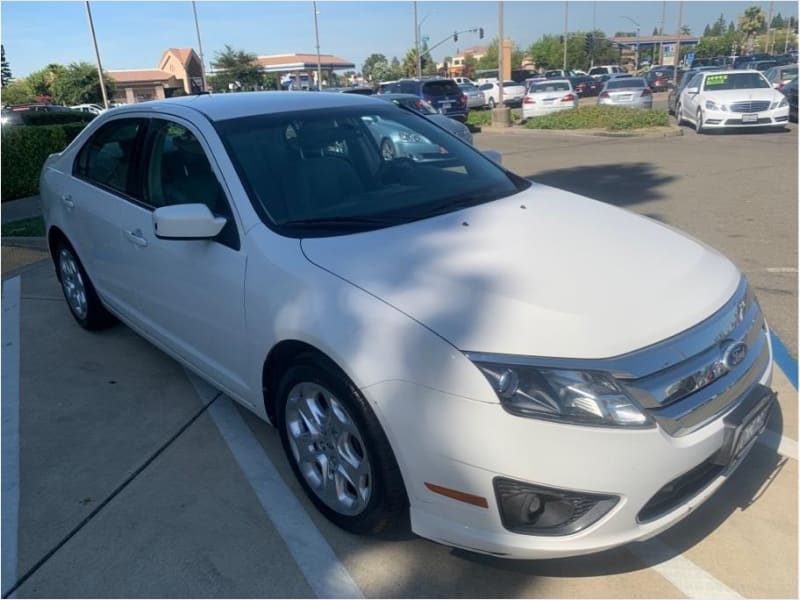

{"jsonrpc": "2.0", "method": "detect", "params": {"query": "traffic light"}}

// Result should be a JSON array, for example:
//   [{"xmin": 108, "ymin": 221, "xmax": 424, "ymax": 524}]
[
  {"xmin": 453, "ymin": 31, "xmax": 458, "ymax": 42},
  {"xmin": 479, "ymin": 27, "xmax": 484, "ymax": 39},
  {"xmin": 585, "ymin": 34, "xmax": 594, "ymax": 53}
]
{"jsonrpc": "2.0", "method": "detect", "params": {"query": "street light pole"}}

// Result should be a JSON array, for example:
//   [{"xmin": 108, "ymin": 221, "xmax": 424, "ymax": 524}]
[
  {"xmin": 313, "ymin": 1, "xmax": 322, "ymax": 89},
  {"xmin": 414, "ymin": 1, "xmax": 421, "ymax": 78},
  {"xmin": 498, "ymin": 0, "xmax": 504, "ymax": 105},
  {"xmin": 672, "ymin": 0, "xmax": 683, "ymax": 89},
  {"xmin": 620, "ymin": 16, "xmax": 641, "ymax": 71},
  {"xmin": 659, "ymin": 0, "xmax": 666, "ymax": 64},
  {"xmin": 84, "ymin": 1, "xmax": 109, "ymax": 108},
  {"xmin": 562, "ymin": 1, "xmax": 569, "ymax": 71},
  {"xmin": 191, "ymin": 1, "xmax": 207, "ymax": 92}
]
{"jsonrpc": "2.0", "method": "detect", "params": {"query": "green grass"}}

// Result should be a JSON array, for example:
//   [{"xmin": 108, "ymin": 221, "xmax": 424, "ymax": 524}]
[
  {"xmin": 523, "ymin": 105, "xmax": 671, "ymax": 131},
  {"xmin": 2, "ymin": 216, "xmax": 45, "ymax": 237},
  {"xmin": 467, "ymin": 110, "xmax": 492, "ymax": 127}
]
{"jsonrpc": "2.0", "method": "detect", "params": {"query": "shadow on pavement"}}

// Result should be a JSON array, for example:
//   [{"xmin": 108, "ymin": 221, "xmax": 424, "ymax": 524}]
[{"xmin": 525, "ymin": 162, "xmax": 678, "ymax": 207}]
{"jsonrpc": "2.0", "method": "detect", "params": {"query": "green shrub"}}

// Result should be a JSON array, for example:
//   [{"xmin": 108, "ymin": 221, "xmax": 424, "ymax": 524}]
[
  {"xmin": 467, "ymin": 110, "xmax": 492, "ymax": 127},
  {"xmin": 1, "ymin": 122, "xmax": 88, "ymax": 201},
  {"xmin": 524, "ymin": 106, "xmax": 670, "ymax": 131},
  {"xmin": 21, "ymin": 111, "xmax": 95, "ymax": 126}
]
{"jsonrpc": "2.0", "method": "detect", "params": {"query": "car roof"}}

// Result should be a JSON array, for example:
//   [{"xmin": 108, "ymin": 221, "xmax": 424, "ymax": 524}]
[
  {"xmin": 530, "ymin": 79, "xmax": 570, "ymax": 84},
  {"xmin": 109, "ymin": 91, "xmax": 383, "ymax": 122}
]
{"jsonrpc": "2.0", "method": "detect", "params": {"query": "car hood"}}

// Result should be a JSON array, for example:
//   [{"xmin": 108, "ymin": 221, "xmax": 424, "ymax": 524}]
[
  {"xmin": 425, "ymin": 114, "xmax": 472, "ymax": 143},
  {"xmin": 301, "ymin": 184, "xmax": 740, "ymax": 359},
  {"xmin": 702, "ymin": 88, "xmax": 781, "ymax": 102}
]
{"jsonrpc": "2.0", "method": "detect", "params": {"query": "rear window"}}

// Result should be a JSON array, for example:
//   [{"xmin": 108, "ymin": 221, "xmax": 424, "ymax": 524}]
[
  {"xmin": 532, "ymin": 81, "xmax": 570, "ymax": 93},
  {"xmin": 606, "ymin": 78, "xmax": 647, "ymax": 89},
  {"xmin": 479, "ymin": 83, "xmax": 493, "ymax": 90},
  {"xmin": 589, "ymin": 67, "xmax": 606, "ymax": 76},
  {"xmin": 502, "ymin": 81, "xmax": 520, "ymax": 88},
  {"xmin": 422, "ymin": 80, "xmax": 461, "ymax": 96}
]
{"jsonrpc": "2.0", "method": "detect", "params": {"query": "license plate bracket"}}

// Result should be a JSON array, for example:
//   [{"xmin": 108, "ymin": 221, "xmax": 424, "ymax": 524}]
[
  {"xmin": 711, "ymin": 386, "xmax": 775, "ymax": 466},
  {"xmin": 742, "ymin": 113, "xmax": 759, "ymax": 123}
]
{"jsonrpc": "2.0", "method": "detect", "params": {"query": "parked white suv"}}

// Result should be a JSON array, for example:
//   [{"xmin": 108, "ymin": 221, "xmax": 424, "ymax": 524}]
[
  {"xmin": 40, "ymin": 92, "xmax": 776, "ymax": 559},
  {"xmin": 589, "ymin": 65, "xmax": 626, "ymax": 78}
]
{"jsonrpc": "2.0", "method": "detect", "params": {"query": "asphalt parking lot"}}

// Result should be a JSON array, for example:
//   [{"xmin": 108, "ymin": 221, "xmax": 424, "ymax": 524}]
[{"xmin": 2, "ymin": 119, "xmax": 797, "ymax": 598}]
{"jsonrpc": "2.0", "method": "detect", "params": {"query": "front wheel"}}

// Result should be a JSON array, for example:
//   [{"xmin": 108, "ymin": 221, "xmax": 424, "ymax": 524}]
[
  {"xmin": 488, "ymin": 97, "xmax": 496, "ymax": 109},
  {"xmin": 676, "ymin": 102, "xmax": 685, "ymax": 125},
  {"xmin": 696, "ymin": 108, "xmax": 705, "ymax": 134},
  {"xmin": 380, "ymin": 138, "xmax": 396, "ymax": 161},
  {"xmin": 277, "ymin": 355, "xmax": 407, "ymax": 534},
  {"xmin": 55, "ymin": 242, "xmax": 116, "ymax": 330}
]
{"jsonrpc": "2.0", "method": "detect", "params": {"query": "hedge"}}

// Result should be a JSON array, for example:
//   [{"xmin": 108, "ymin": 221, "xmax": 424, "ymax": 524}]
[
  {"xmin": 523, "ymin": 106, "xmax": 671, "ymax": 131},
  {"xmin": 1, "ymin": 123, "xmax": 88, "ymax": 201}
]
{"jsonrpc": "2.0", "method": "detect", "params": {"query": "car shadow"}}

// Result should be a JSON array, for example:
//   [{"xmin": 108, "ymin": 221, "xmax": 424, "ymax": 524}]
[{"xmin": 524, "ymin": 162, "xmax": 678, "ymax": 207}]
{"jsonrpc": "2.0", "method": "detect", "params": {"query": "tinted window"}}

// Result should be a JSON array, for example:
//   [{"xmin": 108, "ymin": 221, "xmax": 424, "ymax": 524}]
[
  {"xmin": 399, "ymin": 81, "xmax": 417, "ymax": 94},
  {"xmin": 75, "ymin": 118, "xmax": 143, "ymax": 194},
  {"xmin": 215, "ymin": 106, "xmax": 528, "ymax": 237},
  {"xmin": 589, "ymin": 67, "xmax": 605, "ymax": 76},
  {"xmin": 606, "ymin": 78, "xmax": 647, "ymax": 89},
  {"xmin": 422, "ymin": 80, "xmax": 461, "ymax": 96},
  {"xmin": 532, "ymin": 81, "xmax": 570, "ymax": 93},
  {"xmin": 702, "ymin": 72, "xmax": 770, "ymax": 90},
  {"xmin": 479, "ymin": 83, "xmax": 493, "ymax": 90}
]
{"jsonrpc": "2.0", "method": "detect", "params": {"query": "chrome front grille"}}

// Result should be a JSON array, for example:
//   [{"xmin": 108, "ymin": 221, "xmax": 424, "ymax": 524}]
[
  {"xmin": 619, "ymin": 278, "xmax": 770, "ymax": 436},
  {"xmin": 729, "ymin": 100, "xmax": 771, "ymax": 113}
]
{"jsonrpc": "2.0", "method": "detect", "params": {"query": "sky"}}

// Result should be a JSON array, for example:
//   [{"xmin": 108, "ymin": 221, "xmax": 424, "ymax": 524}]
[{"xmin": 1, "ymin": 0, "xmax": 798, "ymax": 78}]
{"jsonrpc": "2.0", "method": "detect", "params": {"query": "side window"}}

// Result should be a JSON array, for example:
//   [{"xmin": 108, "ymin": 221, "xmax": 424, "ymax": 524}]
[
  {"xmin": 144, "ymin": 119, "xmax": 239, "ymax": 249},
  {"xmin": 399, "ymin": 81, "xmax": 416, "ymax": 94},
  {"xmin": 688, "ymin": 74, "xmax": 703, "ymax": 89},
  {"xmin": 75, "ymin": 119, "xmax": 143, "ymax": 194}
]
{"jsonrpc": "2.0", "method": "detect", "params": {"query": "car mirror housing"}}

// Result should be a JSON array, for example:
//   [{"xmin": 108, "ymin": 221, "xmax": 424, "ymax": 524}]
[
  {"xmin": 686, "ymin": 87, "xmax": 699, "ymax": 95},
  {"xmin": 483, "ymin": 149, "xmax": 503, "ymax": 165},
  {"xmin": 153, "ymin": 204, "xmax": 227, "ymax": 240}
]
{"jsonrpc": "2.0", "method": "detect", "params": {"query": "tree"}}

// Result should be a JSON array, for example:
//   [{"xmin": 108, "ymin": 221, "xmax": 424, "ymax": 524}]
[
  {"xmin": 728, "ymin": 21, "xmax": 736, "ymax": 34},
  {"xmin": 711, "ymin": 13, "xmax": 727, "ymax": 36},
  {"xmin": 50, "ymin": 62, "xmax": 115, "ymax": 105},
  {"xmin": 1, "ymin": 45, "xmax": 12, "ymax": 87},
  {"xmin": 703, "ymin": 24, "xmax": 711, "ymax": 37},
  {"xmin": 1, "ymin": 80, "xmax": 33, "ymax": 105},
  {"xmin": 476, "ymin": 38, "xmax": 524, "ymax": 71},
  {"xmin": 389, "ymin": 56, "xmax": 403, "ymax": 79},
  {"xmin": 362, "ymin": 53, "xmax": 388, "ymax": 82},
  {"xmin": 739, "ymin": 6, "xmax": 766, "ymax": 52},
  {"xmin": 26, "ymin": 63, "xmax": 65, "ymax": 100},
  {"xmin": 652, "ymin": 26, "xmax": 660, "ymax": 36},
  {"xmin": 208, "ymin": 44, "xmax": 263, "ymax": 91},
  {"xmin": 771, "ymin": 13, "xmax": 785, "ymax": 30},
  {"xmin": 680, "ymin": 25, "xmax": 691, "ymax": 36},
  {"xmin": 462, "ymin": 54, "xmax": 477, "ymax": 78}
]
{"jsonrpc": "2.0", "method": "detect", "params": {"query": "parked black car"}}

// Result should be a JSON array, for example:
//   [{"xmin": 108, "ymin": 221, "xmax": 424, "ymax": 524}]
[
  {"xmin": 782, "ymin": 78, "xmax": 798, "ymax": 122},
  {"xmin": 569, "ymin": 75, "xmax": 601, "ymax": 97},
  {"xmin": 645, "ymin": 67, "xmax": 675, "ymax": 92},
  {"xmin": 379, "ymin": 78, "xmax": 468, "ymax": 121}
]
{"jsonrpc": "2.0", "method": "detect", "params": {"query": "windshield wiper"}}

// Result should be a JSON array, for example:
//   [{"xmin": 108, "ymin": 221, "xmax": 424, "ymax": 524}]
[
  {"xmin": 413, "ymin": 192, "xmax": 497, "ymax": 220},
  {"xmin": 281, "ymin": 215, "xmax": 396, "ymax": 228}
]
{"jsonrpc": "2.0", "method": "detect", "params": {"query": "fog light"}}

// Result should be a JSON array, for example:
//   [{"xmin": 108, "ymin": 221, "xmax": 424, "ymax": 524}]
[{"xmin": 494, "ymin": 477, "xmax": 618, "ymax": 536}]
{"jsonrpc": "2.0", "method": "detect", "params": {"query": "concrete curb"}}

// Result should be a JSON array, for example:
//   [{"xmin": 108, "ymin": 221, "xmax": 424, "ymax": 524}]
[
  {"xmin": 479, "ymin": 125, "xmax": 684, "ymax": 138},
  {"xmin": 1, "ymin": 237, "xmax": 48, "ymax": 252}
]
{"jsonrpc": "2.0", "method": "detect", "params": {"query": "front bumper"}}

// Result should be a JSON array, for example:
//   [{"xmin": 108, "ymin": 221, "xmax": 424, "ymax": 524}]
[
  {"xmin": 598, "ymin": 97, "xmax": 653, "ymax": 109},
  {"xmin": 365, "ymin": 359, "xmax": 773, "ymax": 559},
  {"xmin": 701, "ymin": 105, "xmax": 790, "ymax": 128}
]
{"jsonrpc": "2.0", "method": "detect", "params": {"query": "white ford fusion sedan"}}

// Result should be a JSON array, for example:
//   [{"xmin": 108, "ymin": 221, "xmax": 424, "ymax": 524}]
[{"xmin": 41, "ymin": 92, "xmax": 775, "ymax": 559}]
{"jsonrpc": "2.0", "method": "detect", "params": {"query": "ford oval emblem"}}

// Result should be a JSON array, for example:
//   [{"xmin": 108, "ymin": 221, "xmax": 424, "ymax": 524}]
[{"xmin": 722, "ymin": 341, "xmax": 748, "ymax": 370}]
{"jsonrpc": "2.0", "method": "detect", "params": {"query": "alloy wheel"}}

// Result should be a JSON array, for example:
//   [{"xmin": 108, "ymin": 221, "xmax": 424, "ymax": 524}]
[{"xmin": 59, "ymin": 248, "xmax": 88, "ymax": 320}]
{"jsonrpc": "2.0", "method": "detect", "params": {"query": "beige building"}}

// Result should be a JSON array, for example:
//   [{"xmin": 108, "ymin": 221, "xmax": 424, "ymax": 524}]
[{"xmin": 108, "ymin": 48, "xmax": 204, "ymax": 104}]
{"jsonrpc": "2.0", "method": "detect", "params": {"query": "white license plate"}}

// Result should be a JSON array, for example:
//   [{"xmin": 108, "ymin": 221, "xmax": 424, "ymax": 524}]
[
  {"xmin": 441, "ymin": 103, "xmax": 452, "ymax": 110},
  {"xmin": 742, "ymin": 113, "xmax": 758, "ymax": 123},
  {"xmin": 733, "ymin": 403, "xmax": 770, "ymax": 459}
]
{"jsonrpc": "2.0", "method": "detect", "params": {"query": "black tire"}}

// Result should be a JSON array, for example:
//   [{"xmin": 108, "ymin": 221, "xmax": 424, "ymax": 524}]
[
  {"xmin": 695, "ymin": 108, "xmax": 705, "ymax": 134},
  {"xmin": 380, "ymin": 138, "xmax": 396, "ymax": 161},
  {"xmin": 54, "ymin": 240, "xmax": 116, "ymax": 330},
  {"xmin": 276, "ymin": 354, "xmax": 407, "ymax": 534},
  {"xmin": 488, "ymin": 97, "xmax": 496, "ymax": 109},
  {"xmin": 676, "ymin": 102, "xmax": 685, "ymax": 125}
]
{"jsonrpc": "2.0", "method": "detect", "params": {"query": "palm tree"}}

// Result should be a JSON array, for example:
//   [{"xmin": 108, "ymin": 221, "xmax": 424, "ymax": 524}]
[{"xmin": 738, "ymin": 6, "xmax": 765, "ymax": 52}]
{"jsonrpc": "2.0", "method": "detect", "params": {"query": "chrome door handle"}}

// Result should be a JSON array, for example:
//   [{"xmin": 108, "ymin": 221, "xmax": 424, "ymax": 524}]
[
  {"xmin": 124, "ymin": 229, "xmax": 148, "ymax": 247},
  {"xmin": 61, "ymin": 194, "xmax": 74, "ymax": 209}
]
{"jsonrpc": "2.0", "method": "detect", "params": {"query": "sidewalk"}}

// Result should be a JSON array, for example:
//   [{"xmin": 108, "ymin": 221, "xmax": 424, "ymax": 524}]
[{"xmin": 1, "ymin": 196, "xmax": 42, "ymax": 225}]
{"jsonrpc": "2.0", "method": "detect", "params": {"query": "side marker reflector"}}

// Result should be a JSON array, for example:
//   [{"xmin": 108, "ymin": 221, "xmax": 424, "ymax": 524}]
[{"xmin": 425, "ymin": 482, "xmax": 489, "ymax": 508}]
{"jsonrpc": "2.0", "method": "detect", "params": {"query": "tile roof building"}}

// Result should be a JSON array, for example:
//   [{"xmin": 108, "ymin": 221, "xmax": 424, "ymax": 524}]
[{"xmin": 108, "ymin": 48, "xmax": 204, "ymax": 104}]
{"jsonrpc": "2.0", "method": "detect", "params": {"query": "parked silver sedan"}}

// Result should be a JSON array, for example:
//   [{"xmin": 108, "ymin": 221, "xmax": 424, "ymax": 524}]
[
  {"xmin": 597, "ymin": 77, "xmax": 653, "ymax": 109},
  {"xmin": 375, "ymin": 93, "xmax": 473, "ymax": 145},
  {"xmin": 458, "ymin": 83, "xmax": 486, "ymax": 109}
]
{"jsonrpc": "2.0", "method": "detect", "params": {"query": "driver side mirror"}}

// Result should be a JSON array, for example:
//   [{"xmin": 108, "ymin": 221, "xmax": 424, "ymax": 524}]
[
  {"xmin": 482, "ymin": 149, "xmax": 503, "ymax": 165},
  {"xmin": 686, "ymin": 87, "xmax": 699, "ymax": 95},
  {"xmin": 153, "ymin": 203, "xmax": 227, "ymax": 240}
]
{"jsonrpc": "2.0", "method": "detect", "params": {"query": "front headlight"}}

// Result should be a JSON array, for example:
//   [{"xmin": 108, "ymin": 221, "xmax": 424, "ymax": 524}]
[
  {"xmin": 398, "ymin": 131, "xmax": 427, "ymax": 143},
  {"xmin": 470, "ymin": 358, "xmax": 653, "ymax": 427},
  {"xmin": 772, "ymin": 97, "xmax": 789, "ymax": 109},
  {"xmin": 705, "ymin": 99, "xmax": 727, "ymax": 111}
]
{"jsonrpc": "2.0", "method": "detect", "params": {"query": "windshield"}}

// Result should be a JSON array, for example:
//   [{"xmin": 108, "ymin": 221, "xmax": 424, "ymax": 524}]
[
  {"xmin": 702, "ymin": 72, "xmax": 770, "ymax": 90},
  {"xmin": 531, "ymin": 81, "xmax": 570, "ymax": 93},
  {"xmin": 215, "ymin": 106, "xmax": 528, "ymax": 237},
  {"xmin": 422, "ymin": 80, "xmax": 461, "ymax": 96}
]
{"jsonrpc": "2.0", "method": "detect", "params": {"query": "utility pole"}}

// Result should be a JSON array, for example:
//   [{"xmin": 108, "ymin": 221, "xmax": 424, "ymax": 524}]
[
  {"xmin": 498, "ymin": 0, "xmax": 504, "ymax": 105},
  {"xmin": 785, "ymin": 20, "xmax": 791, "ymax": 53},
  {"xmin": 414, "ymin": 1, "xmax": 421, "ymax": 78},
  {"xmin": 313, "ymin": 1, "xmax": 322, "ymax": 88},
  {"xmin": 659, "ymin": 0, "xmax": 666, "ymax": 64},
  {"xmin": 191, "ymin": 1, "xmax": 207, "ymax": 92},
  {"xmin": 591, "ymin": 1, "xmax": 596, "ymax": 68},
  {"xmin": 562, "ymin": 0, "xmax": 569, "ymax": 71},
  {"xmin": 766, "ymin": 1, "xmax": 774, "ymax": 54},
  {"xmin": 672, "ymin": 0, "xmax": 683, "ymax": 88},
  {"xmin": 84, "ymin": 1, "xmax": 109, "ymax": 108}
]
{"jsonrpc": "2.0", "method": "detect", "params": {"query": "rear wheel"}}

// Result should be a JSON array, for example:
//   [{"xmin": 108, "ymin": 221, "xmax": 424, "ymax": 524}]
[
  {"xmin": 55, "ymin": 242, "xmax": 116, "ymax": 330},
  {"xmin": 277, "ymin": 355, "xmax": 407, "ymax": 534},
  {"xmin": 676, "ymin": 102, "xmax": 686, "ymax": 125}
]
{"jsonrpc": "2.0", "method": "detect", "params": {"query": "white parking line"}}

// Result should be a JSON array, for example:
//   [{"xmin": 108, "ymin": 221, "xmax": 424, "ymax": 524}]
[
  {"xmin": 632, "ymin": 538, "xmax": 744, "ymax": 599},
  {"xmin": 2, "ymin": 276, "xmax": 22, "ymax": 596},
  {"xmin": 207, "ymin": 395, "xmax": 364, "ymax": 599}
]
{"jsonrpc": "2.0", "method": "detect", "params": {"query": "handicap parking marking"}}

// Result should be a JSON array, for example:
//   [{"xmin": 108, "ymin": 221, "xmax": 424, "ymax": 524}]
[
  {"xmin": 2, "ymin": 276, "xmax": 21, "ymax": 596},
  {"xmin": 207, "ymin": 393, "xmax": 363, "ymax": 599}
]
